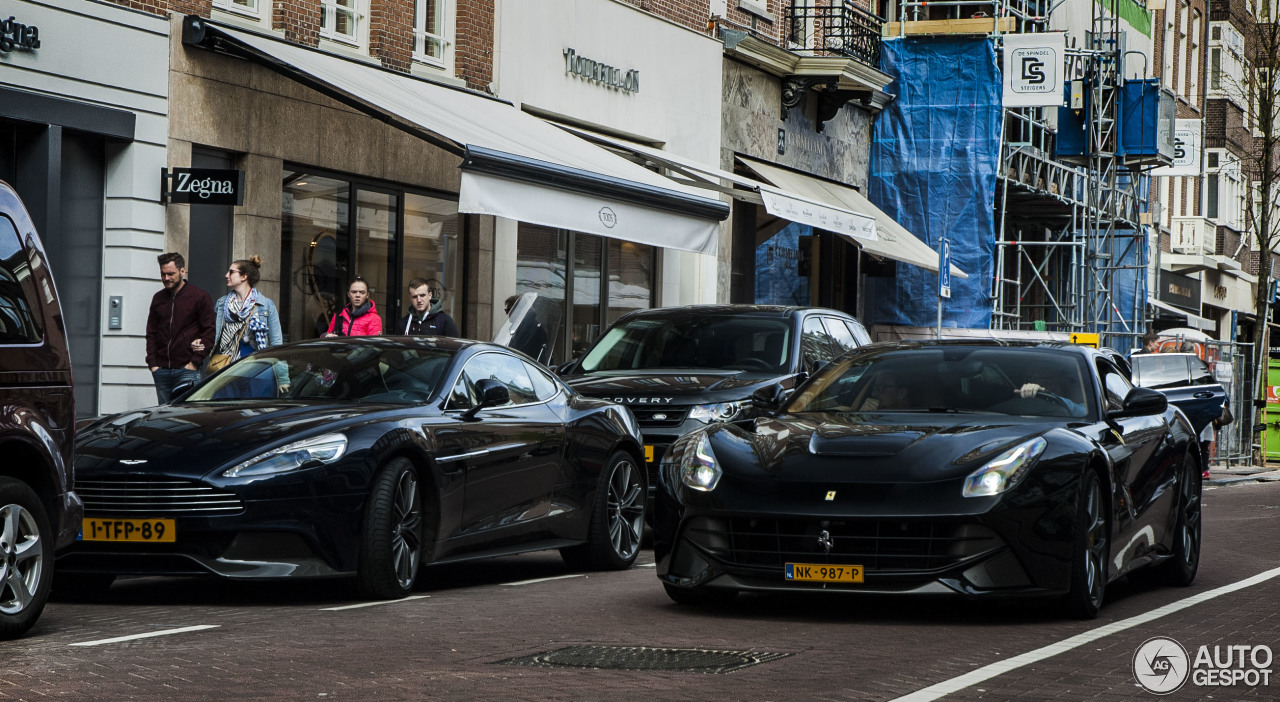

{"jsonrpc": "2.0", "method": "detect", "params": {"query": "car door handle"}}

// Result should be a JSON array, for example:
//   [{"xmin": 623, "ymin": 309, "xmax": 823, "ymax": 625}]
[{"xmin": 1193, "ymin": 392, "xmax": 1214, "ymax": 398}]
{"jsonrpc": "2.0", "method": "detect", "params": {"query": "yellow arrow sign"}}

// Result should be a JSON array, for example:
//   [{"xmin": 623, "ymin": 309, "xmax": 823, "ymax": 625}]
[{"xmin": 1070, "ymin": 333, "xmax": 1100, "ymax": 348}]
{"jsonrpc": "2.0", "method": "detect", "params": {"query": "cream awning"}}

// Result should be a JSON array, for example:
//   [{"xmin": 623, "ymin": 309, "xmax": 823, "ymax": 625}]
[{"xmin": 182, "ymin": 18, "xmax": 729, "ymax": 254}]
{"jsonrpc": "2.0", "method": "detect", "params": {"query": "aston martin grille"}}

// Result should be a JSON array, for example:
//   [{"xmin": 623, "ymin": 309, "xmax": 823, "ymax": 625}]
[
  {"xmin": 694, "ymin": 517, "xmax": 1001, "ymax": 572},
  {"xmin": 76, "ymin": 477, "xmax": 244, "ymax": 515}
]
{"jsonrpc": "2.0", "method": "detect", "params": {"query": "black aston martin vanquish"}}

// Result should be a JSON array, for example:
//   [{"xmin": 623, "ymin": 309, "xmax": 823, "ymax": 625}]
[
  {"xmin": 653, "ymin": 342, "xmax": 1203, "ymax": 619},
  {"xmin": 58, "ymin": 338, "xmax": 646, "ymax": 599}
]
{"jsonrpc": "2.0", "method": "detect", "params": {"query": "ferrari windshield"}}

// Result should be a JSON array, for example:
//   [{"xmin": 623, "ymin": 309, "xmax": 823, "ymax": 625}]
[
  {"xmin": 186, "ymin": 343, "xmax": 453, "ymax": 404},
  {"xmin": 788, "ymin": 346, "xmax": 1094, "ymax": 419},
  {"xmin": 579, "ymin": 314, "xmax": 792, "ymax": 373}
]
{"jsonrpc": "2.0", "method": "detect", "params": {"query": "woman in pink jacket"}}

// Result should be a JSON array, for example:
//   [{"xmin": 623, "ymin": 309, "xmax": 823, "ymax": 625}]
[{"xmin": 324, "ymin": 277, "xmax": 383, "ymax": 337}]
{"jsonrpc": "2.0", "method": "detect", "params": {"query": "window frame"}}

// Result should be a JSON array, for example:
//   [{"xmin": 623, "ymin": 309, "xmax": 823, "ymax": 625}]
[
  {"xmin": 319, "ymin": 0, "xmax": 368, "ymax": 47},
  {"xmin": 413, "ymin": 0, "xmax": 450, "ymax": 67}
]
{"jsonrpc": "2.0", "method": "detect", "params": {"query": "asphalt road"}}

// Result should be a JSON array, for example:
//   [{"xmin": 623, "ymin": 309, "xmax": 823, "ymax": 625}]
[{"xmin": 4, "ymin": 481, "xmax": 1278, "ymax": 701}]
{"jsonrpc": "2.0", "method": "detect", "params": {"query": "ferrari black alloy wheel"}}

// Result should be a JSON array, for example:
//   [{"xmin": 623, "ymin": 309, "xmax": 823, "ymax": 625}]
[
  {"xmin": 561, "ymin": 451, "xmax": 644, "ymax": 570},
  {"xmin": 1064, "ymin": 470, "xmax": 1108, "ymax": 619},
  {"xmin": 1164, "ymin": 451, "xmax": 1203, "ymax": 586},
  {"xmin": 358, "ymin": 458, "xmax": 423, "ymax": 599},
  {"xmin": 0, "ymin": 478, "xmax": 53, "ymax": 640}
]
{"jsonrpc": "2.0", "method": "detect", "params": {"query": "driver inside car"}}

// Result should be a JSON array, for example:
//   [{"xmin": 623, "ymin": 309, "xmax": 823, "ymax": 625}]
[{"xmin": 1016, "ymin": 371, "xmax": 1086, "ymax": 416}]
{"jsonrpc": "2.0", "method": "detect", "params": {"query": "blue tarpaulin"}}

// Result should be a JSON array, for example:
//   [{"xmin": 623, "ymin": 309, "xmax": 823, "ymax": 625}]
[{"xmin": 869, "ymin": 37, "xmax": 1002, "ymax": 328}]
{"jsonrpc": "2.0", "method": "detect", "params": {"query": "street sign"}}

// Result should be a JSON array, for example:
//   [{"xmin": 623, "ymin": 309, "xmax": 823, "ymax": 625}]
[
  {"xmin": 938, "ymin": 239, "xmax": 951, "ymax": 299},
  {"xmin": 1069, "ymin": 332, "xmax": 1099, "ymax": 348}
]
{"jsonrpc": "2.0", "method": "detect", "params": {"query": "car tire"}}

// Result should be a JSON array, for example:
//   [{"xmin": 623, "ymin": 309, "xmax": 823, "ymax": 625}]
[
  {"xmin": 50, "ymin": 573, "xmax": 117, "ymax": 602},
  {"xmin": 357, "ymin": 457, "xmax": 423, "ymax": 599},
  {"xmin": 0, "ymin": 478, "xmax": 54, "ymax": 640},
  {"xmin": 1062, "ymin": 470, "xmax": 1108, "ymax": 619},
  {"xmin": 560, "ymin": 451, "xmax": 645, "ymax": 571},
  {"xmin": 1138, "ymin": 450, "xmax": 1202, "ymax": 588},
  {"xmin": 662, "ymin": 583, "xmax": 738, "ymax": 607}
]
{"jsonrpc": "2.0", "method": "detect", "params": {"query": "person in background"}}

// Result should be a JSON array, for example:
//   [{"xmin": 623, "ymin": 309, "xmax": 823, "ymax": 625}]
[
  {"xmin": 146, "ymin": 252, "xmax": 215, "ymax": 404},
  {"xmin": 396, "ymin": 277, "xmax": 457, "ymax": 336},
  {"xmin": 208, "ymin": 256, "xmax": 288, "ymax": 393},
  {"xmin": 1142, "ymin": 332, "xmax": 1161, "ymax": 354},
  {"xmin": 325, "ymin": 276, "xmax": 383, "ymax": 337}
]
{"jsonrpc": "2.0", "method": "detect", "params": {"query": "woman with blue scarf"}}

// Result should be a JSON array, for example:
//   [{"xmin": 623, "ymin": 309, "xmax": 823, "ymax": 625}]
[{"xmin": 209, "ymin": 256, "xmax": 288, "ymax": 394}]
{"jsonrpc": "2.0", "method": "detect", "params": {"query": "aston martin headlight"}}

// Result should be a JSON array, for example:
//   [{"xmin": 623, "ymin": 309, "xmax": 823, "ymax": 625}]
[
  {"xmin": 677, "ymin": 431, "xmax": 721, "ymax": 492},
  {"xmin": 223, "ymin": 433, "xmax": 348, "ymax": 478},
  {"xmin": 962, "ymin": 436, "xmax": 1047, "ymax": 497},
  {"xmin": 688, "ymin": 400, "xmax": 749, "ymax": 424}
]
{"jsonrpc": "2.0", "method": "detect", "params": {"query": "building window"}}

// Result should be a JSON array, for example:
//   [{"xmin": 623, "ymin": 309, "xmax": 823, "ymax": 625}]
[
  {"xmin": 320, "ymin": 0, "xmax": 365, "ymax": 45},
  {"xmin": 1206, "ymin": 174, "xmax": 1219, "ymax": 220},
  {"xmin": 1209, "ymin": 46, "xmax": 1221, "ymax": 90},
  {"xmin": 1163, "ymin": 13, "xmax": 1175, "ymax": 89},
  {"xmin": 414, "ymin": 0, "xmax": 448, "ymax": 65},
  {"xmin": 1189, "ymin": 10, "xmax": 1201, "ymax": 103},
  {"xmin": 280, "ymin": 169, "xmax": 460, "ymax": 343},
  {"xmin": 213, "ymin": 0, "xmax": 260, "ymax": 18},
  {"xmin": 515, "ymin": 224, "xmax": 655, "ymax": 366},
  {"xmin": 1178, "ymin": 3, "xmax": 1189, "ymax": 98}
]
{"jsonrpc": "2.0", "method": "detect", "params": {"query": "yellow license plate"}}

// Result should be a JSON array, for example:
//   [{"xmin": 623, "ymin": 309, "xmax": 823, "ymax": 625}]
[
  {"xmin": 644, "ymin": 445, "xmax": 655, "ymax": 463},
  {"xmin": 785, "ymin": 563, "xmax": 864, "ymax": 583},
  {"xmin": 82, "ymin": 518, "xmax": 176, "ymax": 543}
]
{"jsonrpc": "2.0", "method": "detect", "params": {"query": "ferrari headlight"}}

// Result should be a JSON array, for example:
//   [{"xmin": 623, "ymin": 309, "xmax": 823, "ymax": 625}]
[
  {"xmin": 688, "ymin": 400, "xmax": 749, "ymax": 423},
  {"xmin": 962, "ymin": 436, "xmax": 1047, "ymax": 497},
  {"xmin": 677, "ymin": 431, "xmax": 721, "ymax": 492},
  {"xmin": 223, "ymin": 433, "xmax": 348, "ymax": 478}
]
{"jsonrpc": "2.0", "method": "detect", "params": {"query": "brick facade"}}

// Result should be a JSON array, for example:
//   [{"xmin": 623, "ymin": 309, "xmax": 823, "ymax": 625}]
[
  {"xmin": 454, "ymin": 0, "xmax": 493, "ymax": 91},
  {"xmin": 273, "ymin": 0, "xmax": 322, "ymax": 45},
  {"xmin": 370, "ymin": 0, "xmax": 415, "ymax": 72}
]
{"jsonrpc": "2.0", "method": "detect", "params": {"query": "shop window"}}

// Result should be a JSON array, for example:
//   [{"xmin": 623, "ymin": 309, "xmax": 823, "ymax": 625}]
[
  {"xmin": 281, "ymin": 169, "xmax": 459, "ymax": 343},
  {"xmin": 320, "ymin": 0, "xmax": 366, "ymax": 46},
  {"xmin": 755, "ymin": 222, "xmax": 811, "ymax": 305},
  {"xmin": 414, "ymin": 0, "xmax": 449, "ymax": 66},
  {"xmin": 516, "ymin": 224, "xmax": 655, "ymax": 366}
]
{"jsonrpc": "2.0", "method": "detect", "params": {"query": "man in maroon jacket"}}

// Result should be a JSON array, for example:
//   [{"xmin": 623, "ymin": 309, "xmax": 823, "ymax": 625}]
[{"xmin": 145, "ymin": 252, "xmax": 215, "ymax": 404}]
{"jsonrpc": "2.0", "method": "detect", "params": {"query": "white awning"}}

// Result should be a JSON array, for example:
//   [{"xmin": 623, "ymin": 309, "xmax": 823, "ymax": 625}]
[
  {"xmin": 182, "ymin": 19, "xmax": 728, "ymax": 254},
  {"xmin": 737, "ymin": 157, "xmax": 967, "ymax": 279},
  {"xmin": 1150, "ymin": 299, "xmax": 1215, "ymax": 331},
  {"xmin": 558, "ymin": 125, "xmax": 964, "ymax": 278}
]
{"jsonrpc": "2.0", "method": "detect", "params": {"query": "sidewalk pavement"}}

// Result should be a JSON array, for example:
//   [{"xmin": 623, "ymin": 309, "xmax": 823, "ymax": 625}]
[{"xmin": 1205, "ymin": 463, "xmax": 1280, "ymax": 486}]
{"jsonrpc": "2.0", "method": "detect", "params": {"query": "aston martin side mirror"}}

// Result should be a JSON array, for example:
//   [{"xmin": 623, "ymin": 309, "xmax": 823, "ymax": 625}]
[{"xmin": 461, "ymin": 378, "xmax": 510, "ymax": 420}]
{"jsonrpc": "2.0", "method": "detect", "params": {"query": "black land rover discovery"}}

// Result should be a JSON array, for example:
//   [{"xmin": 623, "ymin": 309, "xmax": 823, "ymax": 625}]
[{"xmin": 559, "ymin": 305, "xmax": 870, "ymax": 489}]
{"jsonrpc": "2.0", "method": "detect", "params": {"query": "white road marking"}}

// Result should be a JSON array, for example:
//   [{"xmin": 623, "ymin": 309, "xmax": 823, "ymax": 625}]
[
  {"xmin": 637, "ymin": 562, "xmax": 657, "ymax": 568},
  {"xmin": 501, "ymin": 574, "xmax": 585, "ymax": 586},
  {"xmin": 888, "ymin": 565, "xmax": 1280, "ymax": 702},
  {"xmin": 69, "ymin": 625, "xmax": 220, "ymax": 647},
  {"xmin": 320, "ymin": 595, "xmax": 430, "ymax": 611}
]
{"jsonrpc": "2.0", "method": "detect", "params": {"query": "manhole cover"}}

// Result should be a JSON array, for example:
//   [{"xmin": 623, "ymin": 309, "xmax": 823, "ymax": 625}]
[{"xmin": 498, "ymin": 645, "xmax": 791, "ymax": 674}]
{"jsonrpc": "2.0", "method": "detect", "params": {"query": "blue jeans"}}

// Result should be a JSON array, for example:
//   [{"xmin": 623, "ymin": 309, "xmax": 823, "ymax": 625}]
[{"xmin": 153, "ymin": 367, "xmax": 201, "ymax": 404}]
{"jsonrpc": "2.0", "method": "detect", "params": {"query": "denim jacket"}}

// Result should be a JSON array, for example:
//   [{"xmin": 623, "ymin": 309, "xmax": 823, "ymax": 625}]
[{"xmin": 212, "ymin": 292, "xmax": 287, "ymax": 386}]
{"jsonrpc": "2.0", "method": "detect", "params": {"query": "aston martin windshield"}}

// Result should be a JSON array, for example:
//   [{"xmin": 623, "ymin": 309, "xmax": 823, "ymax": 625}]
[
  {"xmin": 187, "ymin": 344, "xmax": 453, "ymax": 403},
  {"xmin": 579, "ymin": 315, "xmax": 793, "ymax": 373},
  {"xmin": 788, "ymin": 346, "xmax": 1093, "ymax": 418}
]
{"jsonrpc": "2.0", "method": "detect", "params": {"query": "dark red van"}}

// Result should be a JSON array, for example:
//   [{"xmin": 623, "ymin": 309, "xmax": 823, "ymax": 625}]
[{"xmin": 0, "ymin": 180, "xmax": 82, "ymax": 639}]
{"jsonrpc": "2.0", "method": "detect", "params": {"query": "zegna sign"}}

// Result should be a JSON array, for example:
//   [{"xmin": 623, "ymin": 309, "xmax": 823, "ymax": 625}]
[
  {"xmin": 161, "ymin": 167, "xmax": 245, "ymax": 206},
  {"xmin": 563, "ymin": 48, "xmax": 639, "ymax": 93}
]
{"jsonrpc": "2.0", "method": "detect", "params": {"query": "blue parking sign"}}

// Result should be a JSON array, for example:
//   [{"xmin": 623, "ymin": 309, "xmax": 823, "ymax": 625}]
[{"xmin": 939, "ymin": 239, "xmax": 951, "ymax": 299}]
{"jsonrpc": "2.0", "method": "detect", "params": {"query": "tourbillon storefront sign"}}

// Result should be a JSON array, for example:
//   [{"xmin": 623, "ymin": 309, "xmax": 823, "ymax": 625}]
[
  {"xmin": 161, "ymin": 167, "xmax": 245, "ymax": 206},
  {"xmin": 563, "ymin": 48, "xmax": 639, "ymax": 93}
]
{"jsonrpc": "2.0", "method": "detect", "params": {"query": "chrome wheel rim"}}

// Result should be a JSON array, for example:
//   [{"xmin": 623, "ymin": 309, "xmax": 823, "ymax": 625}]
[
  {"xmin": 1083, "ymin": 479, "xmax": 1107, "ymax": 607},
  {"xmin": 391, "ymin": 471, "xmax": 422, "ymax": 590},
  {"xmin": 606, "ymin": 459, "xmax": 644, "ymax": 560},
  {"xmin": 0, "ymin": 503, "xmax": 42, "ymax": 616}
]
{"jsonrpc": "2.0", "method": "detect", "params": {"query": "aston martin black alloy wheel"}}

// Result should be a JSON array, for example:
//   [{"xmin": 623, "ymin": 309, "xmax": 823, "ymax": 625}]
[
  {"xmin": 358, "ymin": 458, "xmax": 423, "ymax": 599},
  {"xmin": 1064, "ymin": 470, "xmax": 1108, "ymax": 619},
  {"xmin": 0, "ymin": 478, "xmax": 53, "ymax": 640},
  {"xmin": 561, "ymin": 451, "xmax": 645, "ymax": 570}
]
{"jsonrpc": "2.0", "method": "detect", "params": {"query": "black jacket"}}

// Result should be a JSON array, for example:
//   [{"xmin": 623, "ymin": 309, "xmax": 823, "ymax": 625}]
[{"xmin": 396, "ymin": 310, "xmax": 458, "ymax": 337}]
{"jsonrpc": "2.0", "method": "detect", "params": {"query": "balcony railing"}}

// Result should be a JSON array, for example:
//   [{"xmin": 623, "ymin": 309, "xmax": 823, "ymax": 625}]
[
  {"xmin": 787, "ymin": 1, "xmax": 884, "ymax": 69},
  {"xmin": 1171, "ymin": 217, "xmax": 1216, "ymax": 256}
]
